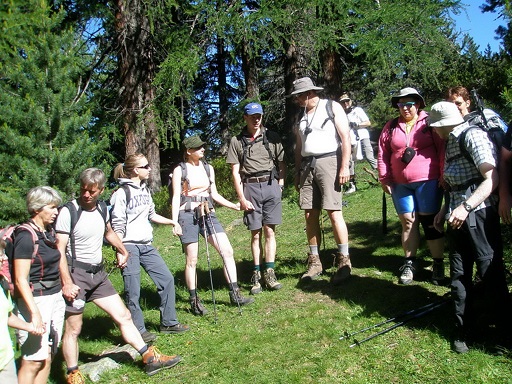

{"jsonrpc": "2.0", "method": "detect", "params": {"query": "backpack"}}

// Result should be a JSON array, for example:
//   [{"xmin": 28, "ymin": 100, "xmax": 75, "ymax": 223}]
[
  {"xmin": 447, "ymin": 111, "xmax": 506, "ymax": 166},
  {"xmin": 167, "ymin": 161, "xmax": 213, "ymax": 210},
  {"xmin": 61, "ymin": 200, "xmax": 108, "ymax": 272},
  {"xmin": 0, "ymin": 223, "xmax": 39, "ymax": 296}
]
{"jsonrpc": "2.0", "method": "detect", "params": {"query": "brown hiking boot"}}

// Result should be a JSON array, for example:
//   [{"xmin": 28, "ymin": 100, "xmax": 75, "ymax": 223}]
[
  {"xmin": 301, "ymin": 253, "xmax": 322, "ymax": 281},
  {"xmin": 66, "ymin": 369, "xmax": 85, "ymax": 384},
  {"xmin": 250, "ymin": 270, "xmax": 262, "ymax": 295},
  {"xmin": 190, "ymin": 296, "xmax": 208, "ymax": 316},
  {"xmin": 229, "ymin": 287, "xmax": 255, "ymax": 305},
  {"xmin": 143, "ymin": 346, "xmax": 181, "ymax": 376},
  {"xmin": 263, "ymin": 268, "xmax": 282, "ymax": 290},
  {"xmin": 331, "ymin": 253, "xmax": 351, "ymax": 285}
]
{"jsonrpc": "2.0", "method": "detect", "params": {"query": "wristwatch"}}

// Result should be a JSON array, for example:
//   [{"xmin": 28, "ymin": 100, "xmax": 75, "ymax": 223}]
[{"xmin": 462, "ymin": 201, "xmax": 472, "ymax": 212}]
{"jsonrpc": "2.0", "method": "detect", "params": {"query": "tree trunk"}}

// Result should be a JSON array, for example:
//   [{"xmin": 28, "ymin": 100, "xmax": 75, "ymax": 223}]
[
  {"xmin": 217, "ymin": 36, "xmax": 230, "ymax": 154},
  {"xmin": 241, "ymin": 37, "xmax": 259, "ymax": 99},
  {"xmin": 283, "ymin": 39, "xmax": 301, "ymax": 160},
  {"xmin": 114, "ymin": 0, "xmax": 161, "ymax": 190},
  {"xmin": 321, "ymin": 49, "xmax": 342, "ymax": 99}
]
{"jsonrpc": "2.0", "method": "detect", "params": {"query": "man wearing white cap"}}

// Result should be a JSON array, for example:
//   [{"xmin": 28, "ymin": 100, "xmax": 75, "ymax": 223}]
[
  {"xmin": 430, "ymin": 101, "xmax": 511, "ymax": 354},
  {"xmin": 289, "ymin": 77, "xmax": 352, "ymax": 285}
]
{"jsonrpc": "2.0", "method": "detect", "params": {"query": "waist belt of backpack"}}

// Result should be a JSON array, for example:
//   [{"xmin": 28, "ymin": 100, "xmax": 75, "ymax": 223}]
[
  {"xmin": 31, "ymin": 279, "xmax": 60, "ymax": 290},
  {"xmin": 448, "ymin": 177, "xmax": 482, "ymax": 192},
  {"xmin": 67, "ymin": 256, "xmax": 104, "ymax": 274},
  {"xmin": 181, "ymin": 195, "xmax": 212, "ymax": 212},
  {"xmin": 304, "ymin": 150, "xmax": 337, "ymax": 169}
]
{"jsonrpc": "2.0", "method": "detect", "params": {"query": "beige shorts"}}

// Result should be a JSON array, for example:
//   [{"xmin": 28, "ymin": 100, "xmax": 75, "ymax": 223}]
[
  {"xmin": 299, "ymin": 154, "xmax": 343, "ymax": 210},
  {"xmin": 16, "ymin": 291, "xmax": 65, "ymax": 361}
]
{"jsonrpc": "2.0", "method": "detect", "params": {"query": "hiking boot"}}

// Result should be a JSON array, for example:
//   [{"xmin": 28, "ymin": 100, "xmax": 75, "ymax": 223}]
[
  {"xmin": 431, "ymin": 260, "xmax": 445, "ymax": 285},
  {"xmin": 143, "ymin": 345, "xmax": 181, "ymax": 376},
  {"xmin": 399, "ymin": 259, "xmax": 415, "ymax": 285},
  {"xmin": 345, "ymin": 182, "xmax": 356, "ymax": 194},
  {"xmin": 331, "ymin": 253, "xmax": 352, "ymax": 285},
  {"xmin": 190, "ymin": 296, "xmax": 208, "ymax": 316},
  {"xmin": 159, "ymin": 323, "xmax": 190, "ymax": 334},
  {"xmin": 250, "ymin": 270, "xmax": 262, "ymax": 295},
  {"xmin": 66, "ymin": 369, "xmax": 85, "ymax": 384},
  {"xmin": 452, "ymin": 339, "xmax": 469, "ymax": 354},
  {"xmin": 229, "ymin": 288, "xmax": 255, "ymax": 306},
  {"xmin": 263, "ymin": 268, "xmax": 282, "ymax": 290},
  {"xmin": 301, "ymin": 253, "xmax": 322, "ymax": 281},
  {"xmin": 141, "ymin": 330, "xmax": 157, "ymax": 344}
]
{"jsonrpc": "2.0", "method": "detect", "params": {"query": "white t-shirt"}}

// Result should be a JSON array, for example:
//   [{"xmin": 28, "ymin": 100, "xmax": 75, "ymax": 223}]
[
  {"xmin": 0, "ymin": 287, "xmax": 14, "ymax": 370},
  {"xmin": 347, "ymin": 106, "xmax": 370, "ymax": 142},
  {"xmin": 55, "ymin": 201, "xmax": 107, "ymax": 265},
  {"xmin": 298, "ymin": 99, "xmax": 342, "ymax": 156}
]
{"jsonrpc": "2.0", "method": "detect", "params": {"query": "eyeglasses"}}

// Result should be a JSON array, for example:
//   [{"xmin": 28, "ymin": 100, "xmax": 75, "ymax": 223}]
[
  {"xmin": 397, "ymin": 102, "xmax": 416, "ymax": 108},
  {"xmin": 137, "ymin": 164, "xmax": 150, "ymax": 169},
  {"xmin": 191, "ymin": 145, "xmax": 205, "ymax": 150}
]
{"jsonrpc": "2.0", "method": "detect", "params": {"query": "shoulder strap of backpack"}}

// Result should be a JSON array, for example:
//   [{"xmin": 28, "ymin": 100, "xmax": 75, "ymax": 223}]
[
  {"xmin": 320, "ymin": 99, "xmax": 334, "ymax": 129},
  {"xmin": 120, "ymin": 184, "xmax": 131, "ymax": 206},
  {"xmin": 15, "ymin": 223, "xmax": 39, "ymax": 259},
  {"xmin": 64, "ymin": 201, "xmax": 80, "ymax": 272}
]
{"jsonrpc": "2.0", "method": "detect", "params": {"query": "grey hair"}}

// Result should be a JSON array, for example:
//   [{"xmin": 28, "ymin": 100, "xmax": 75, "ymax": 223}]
[
  {"xmin": 26, "ymin": 186, "xmax": 62, "ymax": 216},
  {"xmin": 80, "ymin": 168, "xmax": 106, "ymax": 189}
]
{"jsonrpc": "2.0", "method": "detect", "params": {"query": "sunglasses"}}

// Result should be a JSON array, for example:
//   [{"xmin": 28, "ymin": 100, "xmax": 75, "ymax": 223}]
[
  {"xmin": 137, "ymin": 164, "xmax": 150, "ymax": 169},
  {"xmin": 41, "ymin": 228, "xmax": 58, "ymax": 249},
  {"xmin": 397, "ymin": 102, "xmax": 416, "ymax": 108},
  {"xmin": 454, "ymin": 101, "xmax": 464, "ymax": 106}
]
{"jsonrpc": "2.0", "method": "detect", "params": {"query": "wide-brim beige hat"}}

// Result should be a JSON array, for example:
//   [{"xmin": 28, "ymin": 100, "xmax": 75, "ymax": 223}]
[
  {"xmin": 429, "ymin": 101, "xmax": 464, "ymax": 127},
  {"xmin": 288, "ymin": 77, "xmax": 324, "ymax": 96},
  {"xmin": 391, "ymin": 87, "xmax": 426, "ymax": 109}
]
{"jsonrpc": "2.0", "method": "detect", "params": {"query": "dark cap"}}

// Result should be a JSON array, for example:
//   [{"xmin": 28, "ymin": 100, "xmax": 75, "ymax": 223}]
[{"xmin": 182, "ymin": 135, "xmax": 206, "ymax": 149}]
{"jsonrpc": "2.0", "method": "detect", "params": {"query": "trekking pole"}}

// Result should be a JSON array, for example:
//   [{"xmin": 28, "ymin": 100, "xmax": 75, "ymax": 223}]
[
  {"xmin": 200, "ymin": 202, "xmax": 218, "ymax": 323},
  {"xmin": 339, "ymin": 297, "xmax": 449, "ymax": 340},
  {"xmin": 349, "ymin": 298, "xmax": 450, "ymax": 348},
  {"xmin": 203, "ymin": 203, "xmax": 243, "ymax": 315},
  {"xmin": 382, "ymin": 191, "xmax": 387, "ymax": 234}
]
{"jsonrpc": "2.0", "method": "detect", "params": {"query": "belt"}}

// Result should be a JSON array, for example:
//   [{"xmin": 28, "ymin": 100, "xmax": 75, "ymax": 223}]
[
  {"xmin": 68, "ymin": 257, "xmax": 105, "ymax": 274},
  {"xmin": 31, "ymin": 280, "xmax": 60, "ymax": 290},
  {"xmin": 244, "ymin": 175, "xmax": 271, "ymax": 183}
]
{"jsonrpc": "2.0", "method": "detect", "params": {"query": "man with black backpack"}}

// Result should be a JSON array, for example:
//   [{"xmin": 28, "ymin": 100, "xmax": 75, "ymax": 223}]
[
  {"xmin": 430, "ymin": 102, "xmax": 512, "ymax": 354},
  {"xmin": 227, "ymin": 102, "xmax": 286, "ymax": 295},
  {"xmin": 56, "ymin": 168, "xmax": 182, "ymax": 383},
  {"xmin": 289, "ymin": 77, "xmax": 352, "ymax": 285}
]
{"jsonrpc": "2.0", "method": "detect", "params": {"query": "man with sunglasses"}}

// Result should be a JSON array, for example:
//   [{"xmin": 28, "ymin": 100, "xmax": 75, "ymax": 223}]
[
  {"xmin": 56, "ymin": 168, "xmax": 182, "ymax": 383},
  {"xmin": 227, "ymin": 102, "xmax": 286, "ymax": 295},
  {"xmin": 289, "ymin": 77, "xmax": 352, "ymax": 285}
]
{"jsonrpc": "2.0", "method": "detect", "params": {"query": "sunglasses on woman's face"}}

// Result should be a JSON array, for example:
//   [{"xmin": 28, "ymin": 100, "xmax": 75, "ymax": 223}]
[
  {"xmin": 397, "ymin": 102, "xmax": 416, "ymax": 108},
  {"xmin": 137, "ymin": 164, "xmax": 150, "ymax": 169}
]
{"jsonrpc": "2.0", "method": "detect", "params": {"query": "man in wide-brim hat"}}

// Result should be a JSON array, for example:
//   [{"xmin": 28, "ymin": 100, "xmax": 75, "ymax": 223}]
[{"xmin": 289, "ymin": 77, "xmax": 353, "ymax": 286}]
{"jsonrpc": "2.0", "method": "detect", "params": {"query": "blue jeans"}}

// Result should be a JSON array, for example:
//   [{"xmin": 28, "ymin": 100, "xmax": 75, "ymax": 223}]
[{"xmin": 122, "ymin": 244, "xmax": 179, "ymax": 332}]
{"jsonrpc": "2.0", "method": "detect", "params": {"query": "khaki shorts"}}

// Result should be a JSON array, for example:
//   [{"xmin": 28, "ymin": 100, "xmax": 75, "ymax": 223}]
[
  {"xmin": 17, "ymin": 291, "xmax": 65, "ymax": 361},
  {"xmin": 299, "ymin": 154, "xmax": 343, "ymax": 210}
]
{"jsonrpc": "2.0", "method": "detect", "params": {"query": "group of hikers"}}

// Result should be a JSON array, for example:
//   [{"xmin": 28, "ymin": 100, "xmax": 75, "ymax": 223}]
[{"xmin": 2, "ymin": 78, "xmax": 512, "ymax": 383}]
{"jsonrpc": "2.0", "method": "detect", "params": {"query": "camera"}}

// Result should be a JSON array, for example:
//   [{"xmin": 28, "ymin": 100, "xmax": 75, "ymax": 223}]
[{"xmin": 401, "ymin": 147, "xmax": 416, "ymax": 165}]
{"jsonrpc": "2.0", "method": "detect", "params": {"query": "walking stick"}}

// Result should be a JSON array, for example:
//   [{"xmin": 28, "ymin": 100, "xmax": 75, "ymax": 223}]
[
  {"xmin": 340, "ymin": 297, "xmax": 449, "ymax": 340},
  {"xmin": 203, "ymin": 203, "xmax": 243, "ymax": 315},
  {"xmin": 199, "ymin": 202, "xmax": 218, "ymax": 323},
  {"xmin": 348, "ymin": 298, "xmax": 450, "ymax": 348}
]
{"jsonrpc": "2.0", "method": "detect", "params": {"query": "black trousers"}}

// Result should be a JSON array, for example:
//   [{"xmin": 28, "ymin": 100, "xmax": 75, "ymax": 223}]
[{"xmin": 447, "ymin": 205, "xmax": 511, "ymax": 334}]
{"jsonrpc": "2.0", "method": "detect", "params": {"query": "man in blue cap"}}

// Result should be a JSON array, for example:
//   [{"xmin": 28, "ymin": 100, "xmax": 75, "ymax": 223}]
[{"xmin": 227, "ymin": 102, "xmax": 286, "ymax": 295}]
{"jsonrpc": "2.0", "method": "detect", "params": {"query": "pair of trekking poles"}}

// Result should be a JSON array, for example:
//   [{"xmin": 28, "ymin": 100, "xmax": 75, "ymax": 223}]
[
  {"xmin": 339, "ymin": 294, "xmax": 451, "ymax": 347},
  {"xmin": 197, "ymin": 201, "xmax": 243, "ymax": 323}
]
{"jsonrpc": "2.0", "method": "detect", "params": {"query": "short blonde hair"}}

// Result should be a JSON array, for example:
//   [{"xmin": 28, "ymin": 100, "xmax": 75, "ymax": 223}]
[{"xmin": 26, "ymin": 186, "xmax": 62, "ymax": 216}]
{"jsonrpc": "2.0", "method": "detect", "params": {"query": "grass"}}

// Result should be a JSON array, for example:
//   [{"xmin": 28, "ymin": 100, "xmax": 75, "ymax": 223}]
[{"xmin": 45, "ymin": 165, "xmax": 512, "ymax": 383}]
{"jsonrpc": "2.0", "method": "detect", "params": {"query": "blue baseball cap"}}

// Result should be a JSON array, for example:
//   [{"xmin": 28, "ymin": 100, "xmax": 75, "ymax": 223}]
[{"xmin": 244, "ymin": 102, "xmax": 263, "ymax": 115}]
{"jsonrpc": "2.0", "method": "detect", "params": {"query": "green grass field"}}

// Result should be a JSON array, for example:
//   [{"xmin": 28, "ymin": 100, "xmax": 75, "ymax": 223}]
[{"xmin": 44, "ymin": 167, "xmax": 512, "ymax": 383}]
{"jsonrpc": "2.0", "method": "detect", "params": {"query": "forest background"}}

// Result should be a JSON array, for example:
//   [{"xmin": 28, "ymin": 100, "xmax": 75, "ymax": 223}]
[{"xmin": 1, "ymin": 0, "xmax": 512, "ymax": 223}]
